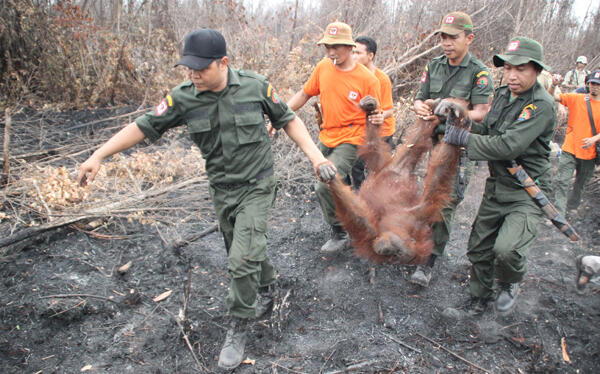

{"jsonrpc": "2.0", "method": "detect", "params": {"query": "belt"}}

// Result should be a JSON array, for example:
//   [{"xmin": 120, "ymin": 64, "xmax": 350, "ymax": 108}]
[{"xmin": 211, "ymin": 167, "xmax": 274, "ymax": 190}]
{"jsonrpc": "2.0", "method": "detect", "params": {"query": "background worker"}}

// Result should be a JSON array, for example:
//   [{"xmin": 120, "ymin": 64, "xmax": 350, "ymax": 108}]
[
  {"xmin": 76, "ymin": 29, "xmax": 336, "ymax": 371},
  {"xmin": 550, "ymin": 70, "xmax": 600, "ymax": 217},
  {"xmin": 562, "ymin": 56, "xmax": 590, "ymax": 92},
  {"xmin": 442, "ymin": 37, "xmax": 557, "ymax": 314},
  {"xmin": 410, "ymin": 11, "xmax": 493, "ymax": 287},
  {"xmin": 351, "ymin": 35, "xmax": 396, "ymax": 190},
  {"xmin": 286, "ymin": 21, "xmax": 382, "ymax": 254}
]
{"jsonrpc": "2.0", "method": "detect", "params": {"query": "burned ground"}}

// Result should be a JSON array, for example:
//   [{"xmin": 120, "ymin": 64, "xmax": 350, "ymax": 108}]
[{"xmin": 1, "ymin": 107, "xmax": 599, "ymax": 373}]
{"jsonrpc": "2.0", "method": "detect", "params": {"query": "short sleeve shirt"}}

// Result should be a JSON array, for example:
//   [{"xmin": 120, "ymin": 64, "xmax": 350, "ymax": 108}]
[
  {"xmin": 303, "ymin": 58, "xmax": 381, "ymax": 147},
  {"xmin": 558, "ymin": 93, "xmax": 600, "ymax": 160},
  {"xmin": 135, "ymin": 68, "xmax": 295, "ymax": 184},
  {"xmin": 415, "ymin": 52, "xmax": 493, "ymax": 106},
  {"xmin": 374, "ymin": 68, "xmax": 396, "ymax": 137}
]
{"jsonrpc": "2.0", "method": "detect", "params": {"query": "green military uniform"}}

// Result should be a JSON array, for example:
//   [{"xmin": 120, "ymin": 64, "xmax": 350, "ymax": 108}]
[
  {"xmin": 136, "ymin": 68, "xmax": 294, "ymax": 318},
  {"xmin": 415, "ymin": 52, "xmax": 493, "ymax": 257},
  {"xmin": 464, "ymin": 82, "xmax": 556, "ymax": 299}
]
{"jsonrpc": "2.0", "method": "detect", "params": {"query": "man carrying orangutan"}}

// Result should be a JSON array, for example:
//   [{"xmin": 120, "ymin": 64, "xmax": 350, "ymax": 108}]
[
  {"xmin": 76, "ymin": 29, "xmax": 336, "ymax": 370},
  {"xmin": 286, "ymin": 22, "xmax": 383, "ymax": 253},
  {"xmin": 411, "ymin": 11, "xmax": 493, "ymax": 287},
  {"xmin": 442, "ymin": 37, "xmax": 557, "ymax": 314},
  {"xmin": 351, "ymin": 35, "xmax": 396, "ymax": 190}
]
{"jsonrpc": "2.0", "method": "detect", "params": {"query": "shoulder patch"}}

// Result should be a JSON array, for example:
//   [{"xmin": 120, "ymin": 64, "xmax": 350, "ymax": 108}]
[
  {"xmin": 421, "ymin": 71, "xmax": 428, "ymax": 83},
  {"xmin": 166, "ymin": 94, "xmax": 173, "ymax": 107},
  {"xmin": 518, "ymin": 105, "xmax": 537, "ymax": 122},
  {"xmin": 476, "ymin": 70, "xmax": 489, "ymax": 78},
  {"xmin": 266, "ymin": 83, "xmax": 281, "ymax": 103},
  {"xmin": 155, "ymin": 98, "xmax": 168, "ymax": 116},
  {"xmin": 476, "ymin": 76, "xmax": 489, "ymax": 89}
]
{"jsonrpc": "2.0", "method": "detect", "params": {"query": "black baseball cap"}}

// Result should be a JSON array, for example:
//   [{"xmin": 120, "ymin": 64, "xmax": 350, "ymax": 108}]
[
  {"xmin": 175, "ymin": 29, "xmax": 226, "ymax": 70},
  {"xmin": 587, "ymin": 70, "xmax": 600, "ymax": 85}
]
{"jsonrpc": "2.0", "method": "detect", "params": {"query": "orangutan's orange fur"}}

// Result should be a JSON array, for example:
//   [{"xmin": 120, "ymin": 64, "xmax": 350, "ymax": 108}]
[{"xmin": 328, "ymin": 99, "xmax": 468, "ymax": 264}]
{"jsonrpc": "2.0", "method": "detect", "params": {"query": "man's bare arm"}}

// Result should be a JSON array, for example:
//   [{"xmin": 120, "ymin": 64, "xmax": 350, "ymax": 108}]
[
  {"xmin": 287, "ymin": 90, "xmax": 312, "ymax": 112},
  {"xmin": 382, "ymin": 108, "xmax": 394, "ymax": 119},
  {"xmin": 77, "ymin": 122, "xmax": 146, "ymax": 186},
  {"xmin": 282, "ymin": 116, "xmax": 327, "ymax": 166}
]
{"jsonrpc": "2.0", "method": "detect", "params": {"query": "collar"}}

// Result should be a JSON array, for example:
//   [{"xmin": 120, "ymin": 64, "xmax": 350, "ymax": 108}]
[
  {"xmin": 227, "ymin": 68, "xmax": 240, "ymax": 87},
  {"xmin": 443, "ymin": 52, "xmax": 472, "ymax": 68}
]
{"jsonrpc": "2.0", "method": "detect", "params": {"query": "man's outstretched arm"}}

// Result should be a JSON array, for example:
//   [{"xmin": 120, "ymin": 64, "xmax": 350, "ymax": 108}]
[
  {"xmin": 77, "ymin": 122, "xmax": 146, "ymax": 186},
  {"xmin": 287, "ymin": 90, "xmax": 311, "ymax": 112}
]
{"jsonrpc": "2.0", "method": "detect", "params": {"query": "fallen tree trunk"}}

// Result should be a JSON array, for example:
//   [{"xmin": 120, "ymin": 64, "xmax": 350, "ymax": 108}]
[{"xmin": 0, "ymin": 175, "xmax": 207, "ymax": 248}]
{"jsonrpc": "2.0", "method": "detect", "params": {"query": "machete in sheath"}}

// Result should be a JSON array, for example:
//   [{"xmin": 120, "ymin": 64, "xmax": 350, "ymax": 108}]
[{"xmin": 506, "ymin": 160, "xmax": 580, "ymax": 241}]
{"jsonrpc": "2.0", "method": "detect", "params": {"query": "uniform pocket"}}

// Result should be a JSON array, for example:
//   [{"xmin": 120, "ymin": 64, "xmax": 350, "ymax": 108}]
[
  {"xmin": 449, "ymin": 87, "xmax": 470, "ymax": 100},
  {"xmin": 235, "ymin": 110, "xmax": 266, "ymax": 144},
  {"xmin": 187, "ymin": 117, "xmax": 211, "ymax": 133},
  {"xmin": 429, "ymin": 79, "xmax": 443, "ymax": 94}
]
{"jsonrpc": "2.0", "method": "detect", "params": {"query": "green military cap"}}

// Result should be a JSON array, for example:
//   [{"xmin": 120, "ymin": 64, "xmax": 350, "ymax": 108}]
[
  {"xmin": 436, "ymin": 11, "xmax": 473, "ymax": 35},
  {"xmin": 493, "ymin": 36, "xmax": 550, "ymax": 71}
]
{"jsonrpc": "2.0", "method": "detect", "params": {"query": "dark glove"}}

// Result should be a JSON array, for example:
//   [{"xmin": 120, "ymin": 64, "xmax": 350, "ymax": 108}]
[
  {"xmin": 443, "ymin": 123, "xmax": 470, "ymax": 146},
  {"xmin": 434, "ymin": 123, "xmax": 446, "ymax": 136},
  {"xmin": 315, "ymin": 160, "xmax": 337, "ymax": 182}
]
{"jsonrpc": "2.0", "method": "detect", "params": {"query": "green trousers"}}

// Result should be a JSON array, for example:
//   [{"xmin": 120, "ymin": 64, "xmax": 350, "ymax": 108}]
[
  {"xmin": 466, "ymin": 193, "xmax": 542, "ymax": 299},
  {"xmin": 209, "ymin": 175, "xmax": 277, "ymax": 318},
  {"xmin": 315, "ymin": 142, "xmax": 358, "ymax": 228},
  {"xmin": 431, "ymin": 159, "xmax": 474, "ymax": 257},
  {"xmin": 553, "ymin": 151, "xmax": 595, "ymax": 215}
]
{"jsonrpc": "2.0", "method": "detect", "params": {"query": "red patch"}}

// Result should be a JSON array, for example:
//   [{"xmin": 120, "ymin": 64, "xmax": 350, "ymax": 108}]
[
  {"xmin": 445, "ymin": 16, "xmax": 455, "ymax": 24},
  {"xmin": 421, "ymin": 71, "xmax": 427, "ymax": 83},
  {"xmin": 507, "ymin": 41, "xmax": 520, "ymax": 52},
  {"xmin": 155, "ymin": 99, "xmax": 168, "ymax": 116},
  {"xmin": 328, "ymin": 27, "xmax": 338, "ymax": 35}
]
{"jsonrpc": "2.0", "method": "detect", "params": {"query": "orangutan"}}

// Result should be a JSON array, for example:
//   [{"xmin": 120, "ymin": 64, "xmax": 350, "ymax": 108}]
[{"xmin": 325, "ymin": 97, "xmax": 469, "ymax": 264}]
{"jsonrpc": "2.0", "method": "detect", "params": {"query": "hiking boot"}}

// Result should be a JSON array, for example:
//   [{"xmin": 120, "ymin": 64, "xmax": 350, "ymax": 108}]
[
  {"xmin": 320, "ymin": 226, "xmax": 349, "ymax": 253},
  {"xmin": 495, "ymin": 282, "xmax": 520, "ymax": 313},
  {"xmin": 255, "ymin": 284, "xmax": 275, "ymax": 318},
  {"xmin": 218, "ymin": 317, "xmax": 248, "ymax": 370},
  {"xmin": 465, "ymin": 297, "xmax": 489, "ymax": 316},
  {"xmin": 409, "ymin": 265, "xmax": 433, "ymax": 287}
]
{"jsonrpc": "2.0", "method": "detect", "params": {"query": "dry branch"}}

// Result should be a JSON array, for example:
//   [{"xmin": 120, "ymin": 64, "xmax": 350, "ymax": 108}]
[
  {"xmin": 0, "ymin": 176, "xmax": 207, "ymax": 248},
  {"xmin": 167, "ymin": 224, "xmax": 219, "ymax": 251},
  {"xmin": 416, "ymin": 333, "xmax": 494, "ymax": 374},
  {"xmin": 3, "ymin": 108, "xmax": 10, "ymax": 179}
]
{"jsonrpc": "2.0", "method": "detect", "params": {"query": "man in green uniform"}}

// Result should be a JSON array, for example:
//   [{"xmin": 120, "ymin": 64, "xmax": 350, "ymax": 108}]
[
  {"xmin": 442, "ymin": 37, "xmax": 556, "ymax": 314},
  {"xmin": 76, "ymin": 29, "xmax": 336, "ymax": 370},
  {"xmin": 410, "ymin": 11, "xmax": 493, "ymax": 287}
]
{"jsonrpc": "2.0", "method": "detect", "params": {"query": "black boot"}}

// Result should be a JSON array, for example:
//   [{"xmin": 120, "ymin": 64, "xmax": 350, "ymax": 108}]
[
  {"xmin": 218, "ymin": 317, "xmax": 248, "ymax": 370},
  {"xmin": 255, "ymin": 284, "xmax": 275, "ymax": 318},
  {"xmin": 465, "ymin": 296, "xmax": 490, "ymax": 316}
]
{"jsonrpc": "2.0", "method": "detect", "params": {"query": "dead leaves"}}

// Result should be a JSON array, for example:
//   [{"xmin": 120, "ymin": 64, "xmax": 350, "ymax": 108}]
[{"xmin": 153, "ymin": 290, "xmax": 173, "ymax": 302}]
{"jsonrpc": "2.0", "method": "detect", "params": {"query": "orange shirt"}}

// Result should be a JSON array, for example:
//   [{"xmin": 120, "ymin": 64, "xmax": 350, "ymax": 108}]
[
  {"xmin": 559, "ymin": 93, "xmax": 600, "ymax": 160},
  {"xmin": 374, "ymin": 67, "xmax": 396, "ymax": 137},
  {"xmin": 303, "ymin": 58, "xmax": 381, "ymax": 147}
]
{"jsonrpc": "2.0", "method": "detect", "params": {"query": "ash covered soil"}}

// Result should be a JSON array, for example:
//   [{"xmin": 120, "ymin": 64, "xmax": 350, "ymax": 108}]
[{"xmin": 1, "ymin": 107, "xmax": 599, "ymax": 373}]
